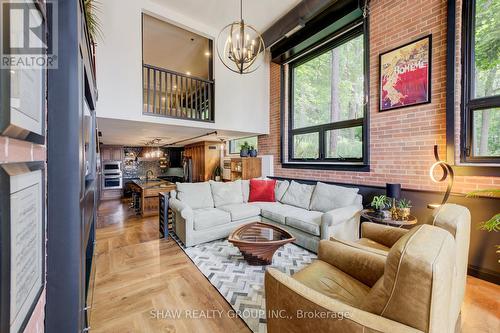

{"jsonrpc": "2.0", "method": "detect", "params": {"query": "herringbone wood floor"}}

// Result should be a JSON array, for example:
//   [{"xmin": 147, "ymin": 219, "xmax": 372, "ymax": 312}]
[{"xmin": 90, "ymin": 200, "xmax": 499, "ymax": 333}]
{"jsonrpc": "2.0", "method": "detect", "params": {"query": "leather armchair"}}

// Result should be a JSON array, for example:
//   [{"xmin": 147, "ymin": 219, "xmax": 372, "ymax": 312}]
[
  {"xmin": 265, "ymin": 224, "xmax": 456, "ymax": 333},
  {"xmin": 351, "ymin": 204, "xmax": 470, "ymax": 331}
]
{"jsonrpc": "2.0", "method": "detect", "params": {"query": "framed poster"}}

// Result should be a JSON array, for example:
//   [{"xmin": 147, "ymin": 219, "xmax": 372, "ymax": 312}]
[
  {"xmin": 379, "ymin": 35, "xmax": 432, "ymax": 111},
  {"xmin": 0, "ymin": 0, "xmax": 46, "ymax": 144},
  {"xmin": 0, "ymin": 162, "xmax": 45, "ymax": 333}
]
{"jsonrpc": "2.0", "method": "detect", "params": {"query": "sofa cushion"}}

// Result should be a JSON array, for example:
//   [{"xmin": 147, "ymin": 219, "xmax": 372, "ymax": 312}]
[
  {"xmin": 192, "ymin": 208, "xmax": 231, "ymax": 230},
  {"xmin": 293, "ymin": 260, "xmax": 370, "ymax": 307},
  {"xmin": 275, "ymin": 180, "xmax": 290, "ymax": 202},
  {"xmin": 241, "ymin": 180, "xmax": 250, "ymax": 202},
  {"xmin": 309, "ymin": 182, "xmax": 359, "ymax": 212},
  {"xmin": 218, "ymin": 203, "xmax": 261, "ymax": 221},
  {"xmin": 176, "ymin": 182, "xmax": 214, "ymax": 209},
  {"xmin": 261, "ymin": 203, "xmax": 308, "ymax": 225},
  {"xmin": 210, "ymin": 180, "xmax": 244, "ymax": 207},
  {"xmin": 285, "ymin": 210, "xmax": 323, "ymax": 236},
  {"xmin": 249, "ymin": 179, "xmax": 276, "ymax": 202},
  {"xmin": 281, "ymin": 180, "xmax": 315, "ymax": 210}
]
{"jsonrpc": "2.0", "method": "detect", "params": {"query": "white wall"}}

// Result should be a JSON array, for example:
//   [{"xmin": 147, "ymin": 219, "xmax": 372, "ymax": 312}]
[{"xmin": 95, "ymin": 0, "xmax": 269, "ymax": 135}]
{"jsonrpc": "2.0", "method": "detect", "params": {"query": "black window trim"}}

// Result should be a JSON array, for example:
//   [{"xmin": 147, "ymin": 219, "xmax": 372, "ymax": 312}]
[
  {"xmin": 282, "ymin": 21, "xmax": 369, "ymax": 170},
  {"xmin": 461, "ymin": 0, "xmax": 500, "ymax": 164}
]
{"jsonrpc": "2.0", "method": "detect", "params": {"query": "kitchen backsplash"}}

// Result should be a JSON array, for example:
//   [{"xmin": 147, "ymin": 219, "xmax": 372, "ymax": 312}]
[{"xmin": 122, "ymin": 147, "xmax": 169, "ymax": 179}]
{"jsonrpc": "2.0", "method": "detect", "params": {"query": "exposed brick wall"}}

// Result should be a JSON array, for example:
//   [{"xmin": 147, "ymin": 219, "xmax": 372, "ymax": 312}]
[{"xmin": 259, "ymin": 0, "xmax": 499, "ymax": 194}]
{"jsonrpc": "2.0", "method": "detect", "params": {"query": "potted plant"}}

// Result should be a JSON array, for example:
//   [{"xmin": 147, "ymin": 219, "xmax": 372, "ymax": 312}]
[
  {"xmin": 370, "ymin": 195, "xmax": 390, "ymax": 218},
  {"xmin": 240, "ymin": 141, "xmax": 250, "ymax": 157},
  {"xmin": 249, "ymin": 146, "xmax": 258, "ymax": 157},
  {"xmin": 397, "ymin": 198, "xmax": 412, "ymax": 220},
  {"xmin": 213, "ymin": 165, "xmax": 223, "ymax": 181}
]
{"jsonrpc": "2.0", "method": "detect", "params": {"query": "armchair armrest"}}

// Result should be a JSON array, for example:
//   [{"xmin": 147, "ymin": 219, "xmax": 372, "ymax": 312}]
[
  {"xmin": 318, "ymin": 240, "xmax": 385, "ymax": 287},
  {"xmin": 265, "ymin": 268, "xmax": 422, "ymax": 333},
  {"xmin": 169, "ymin": 197, "xmax": 193, "ymax": 220},
  {"xmin": 320, "ymin": 204, "xmax": 362, "ymax": 241},
  {"xmin": 361, "ymin": 222, "xmax": 409, "ymax": 248}
]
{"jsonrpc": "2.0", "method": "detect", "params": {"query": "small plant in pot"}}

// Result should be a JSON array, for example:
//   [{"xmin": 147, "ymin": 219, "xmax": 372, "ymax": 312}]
[
  {"xmin": 370, "ymin": 195, "xmax": 391, "ymax": 218},
  {"xmin": 249, "ymin": 146, "xmax": 258, "ymax": 157},
  {"xmin": 397, "ymin": 198, "xmax": 412, "ymax": 220},
  {"xmin": 213, "ymin": 165, "xmax": 223, "ymax": 181},
  {"xmin": 240, "ymin": 141, "xmax": 250, "ymax": 157}
]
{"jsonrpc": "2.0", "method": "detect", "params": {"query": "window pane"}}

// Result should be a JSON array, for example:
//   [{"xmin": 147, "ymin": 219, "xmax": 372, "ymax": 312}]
[
  {"xmin": 230, "ymin": 136, "xmax": 258, "ymax": 154},
  {"xmin": 473, "ymin": 0, "xmax": 500, "ymax": 98},
  {"xmin": 292, "ymin": 34, "xmax": 364, "ymax": 129},
  {"xmin": 325, "ymin": 126, "xmax": 363, "ymax": 159},
  {"xmin": 473, "ymin": 108, "xmax": 500, "ymax": 157},
  {"xmin": 293, "ymin": 133, "xmax": 319, "ymax": 159}
]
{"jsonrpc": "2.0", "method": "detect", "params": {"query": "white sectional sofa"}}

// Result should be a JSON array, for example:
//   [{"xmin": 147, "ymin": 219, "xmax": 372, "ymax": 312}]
[{"xmin": 169, "ymin": 179, "xmax": 363, "ymax": 253}]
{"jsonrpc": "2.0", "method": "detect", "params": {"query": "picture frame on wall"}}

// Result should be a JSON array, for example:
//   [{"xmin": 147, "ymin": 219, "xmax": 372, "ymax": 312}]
[
  {"xmin": 0, "ymin": 0, "xmax": 46, "ymax": 144},
  {"xmin": 0, "ymin": 162, "xmax": 45, "ymax": 333},
  {"xmin": 379, "ymin": 35, "xmax": 432, "ymax": 112}
]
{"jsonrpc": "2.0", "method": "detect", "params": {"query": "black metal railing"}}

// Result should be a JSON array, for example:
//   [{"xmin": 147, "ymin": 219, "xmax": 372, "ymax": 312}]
[{"xmin": 143, "ymin": 64, "xmax": 214, "ymax": 122}]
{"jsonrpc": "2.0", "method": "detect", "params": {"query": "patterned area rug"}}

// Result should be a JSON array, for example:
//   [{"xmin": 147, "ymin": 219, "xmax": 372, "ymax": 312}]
[{"xmin": 172, "ymin": 234, "xmax": 316, "ymax": 333}]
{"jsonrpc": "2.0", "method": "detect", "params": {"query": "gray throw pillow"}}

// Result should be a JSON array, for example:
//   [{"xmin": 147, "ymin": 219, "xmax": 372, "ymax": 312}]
[
  {"xmin": 281, "ymin": 180, "xmax": 315, "ymax": 210},
  {"xmin": 309, "ymin": 182, "xmax": 359, "ymax": 212},
  {"xmin": 275, "ymin": 180, "xmax": 290, "ymax": 202}
]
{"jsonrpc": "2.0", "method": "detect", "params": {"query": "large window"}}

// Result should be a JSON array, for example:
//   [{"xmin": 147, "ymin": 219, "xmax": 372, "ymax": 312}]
[
  {"xmin": 462, "ymin": 0, "xmax": 500, "ymax": 163},
  {"xmin": 229, "ymin": 136, "xmax": 258, "ymax": 154},
  {"xmin": 286, "ymin": 25, "xmax": 367, "ymax": 168}
]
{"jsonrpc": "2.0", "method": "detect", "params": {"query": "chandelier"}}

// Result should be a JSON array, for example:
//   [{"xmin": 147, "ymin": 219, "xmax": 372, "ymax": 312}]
[{"xmin": 216, "ymin": 0, "xmax": 265, "ymax": 74}]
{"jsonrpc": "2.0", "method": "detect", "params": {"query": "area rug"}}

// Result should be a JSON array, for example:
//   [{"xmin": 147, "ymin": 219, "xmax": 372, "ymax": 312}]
[{"xmin": 172, "ymin": 234, "xmax": 316, "ymax": 333}]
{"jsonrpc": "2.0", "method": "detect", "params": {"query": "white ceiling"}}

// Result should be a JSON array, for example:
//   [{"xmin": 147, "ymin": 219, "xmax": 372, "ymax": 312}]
[
  {"xmin": 97, "ymin": 117, "xmax": 259, "ymax": 146},
  {"xmin": 143, "ymin": 14, "xmax": 211, "ymax": 79},
  {"xmin": 150, "ymin": 0, "xmax": 302, "ymax": 33}
]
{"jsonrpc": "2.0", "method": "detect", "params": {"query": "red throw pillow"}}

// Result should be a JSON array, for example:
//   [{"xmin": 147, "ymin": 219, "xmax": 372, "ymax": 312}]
[{"xmin": 249, "ymin": 179, "xmax": 276, "ymax": 202}]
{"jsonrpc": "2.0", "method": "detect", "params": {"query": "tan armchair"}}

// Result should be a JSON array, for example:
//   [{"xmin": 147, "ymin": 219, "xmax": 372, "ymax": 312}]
[
  {"xmin": 265, "ymin": 224, "xmax": 456, "ymax": 333},
  {"xmin": 352, "ymin": 204, "xmax": 471, "ymax": 330}
]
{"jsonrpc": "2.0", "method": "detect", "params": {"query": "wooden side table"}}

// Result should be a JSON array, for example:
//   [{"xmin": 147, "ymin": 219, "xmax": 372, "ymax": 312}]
[{"xmin": 361, "ymin": 209, "xmax": 417, "ymax": 228}]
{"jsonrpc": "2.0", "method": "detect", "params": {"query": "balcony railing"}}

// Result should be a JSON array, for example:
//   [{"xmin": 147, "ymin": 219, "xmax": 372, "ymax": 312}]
[{"xmin": 143, "ymin": 64, "xmax": 214, "ymax": 122}]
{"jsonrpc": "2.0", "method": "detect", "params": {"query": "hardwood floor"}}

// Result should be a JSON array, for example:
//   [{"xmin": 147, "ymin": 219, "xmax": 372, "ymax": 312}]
[
  {"xmin": 91, "ymin": 200, "xmax": 250, "ymax": 333},
  {"xmin": 91, "ymin": 200, "xmax": 500, "ymax": 333}
]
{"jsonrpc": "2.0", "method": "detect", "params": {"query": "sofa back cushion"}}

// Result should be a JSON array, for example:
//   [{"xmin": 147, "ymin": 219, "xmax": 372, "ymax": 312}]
[
  {"xmin": 275, "ymin": 180, "xmax": 290, "ymax": 202},
  {"xmin": 309, "ymin": 182, "xmax": 360, "ymax": 212},
  {"xmin": 242, "ymin": 180, "xmax": 250, "ymax": 202},
  {"xmin": 249, "ymin": 179, "xmax": 276, "ymax": 202},
  {"xmin": 281, "ymin": 180, "xmax": 315, "ymax": 210},
  {"xmin": 176, "ymin": 182, "xmax": 214, "ymax": 209},
  {"xmin": 361, "ymin": 224, "xmax": 455, "ymax": 332},
  {"xmin": 210, "ymin": 180, "xmax": 244, "ymax": 207}
]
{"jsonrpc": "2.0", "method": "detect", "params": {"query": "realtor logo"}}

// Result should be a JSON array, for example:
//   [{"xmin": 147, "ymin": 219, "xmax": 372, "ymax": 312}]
[{"xmin": 1, "ymin": 0, "xmax": 58, "ymax": 69}]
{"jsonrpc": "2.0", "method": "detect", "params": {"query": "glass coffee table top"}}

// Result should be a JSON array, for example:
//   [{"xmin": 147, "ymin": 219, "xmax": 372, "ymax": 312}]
[{"xmin": 230, "ymin": 222, "xmax": 294, "ymax": 242}]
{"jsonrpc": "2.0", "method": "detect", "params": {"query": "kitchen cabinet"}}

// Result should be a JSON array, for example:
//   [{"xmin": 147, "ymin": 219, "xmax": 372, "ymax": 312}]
[
  {"xmin": 100, "ymin": 145, "xmax": 123, "ymax": 161},
  {"xmin": 183, "ymin": 141, "xmax": 221, "ymax": 182}
]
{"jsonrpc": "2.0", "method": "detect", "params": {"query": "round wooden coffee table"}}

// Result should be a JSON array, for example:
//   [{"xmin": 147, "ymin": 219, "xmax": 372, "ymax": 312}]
[{"xmin": 228, "ymin": 222, "xmax": 296, "ymax": 265}]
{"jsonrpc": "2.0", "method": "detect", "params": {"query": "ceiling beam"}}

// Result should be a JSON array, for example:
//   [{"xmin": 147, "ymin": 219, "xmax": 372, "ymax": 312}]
[{"xmin": 262, "ymin": 0, "xmax": 337, "ymax": 48}]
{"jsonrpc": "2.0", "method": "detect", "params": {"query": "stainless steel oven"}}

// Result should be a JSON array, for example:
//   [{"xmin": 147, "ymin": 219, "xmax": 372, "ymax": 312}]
[
  {"xmin": 103, "ymin": 161, "xmax": 121, "ymax": 175},
  {"xmin": 102, "ymin": 162, "xmax": 122, "ymax": 189},
  {"xmin": 103, "ymin": 172, "xmax": 122, "ymax": 189}
]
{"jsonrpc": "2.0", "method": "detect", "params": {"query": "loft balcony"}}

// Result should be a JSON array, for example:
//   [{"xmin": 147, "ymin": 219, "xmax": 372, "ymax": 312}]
[{"xmin": 142, "ymin": 64, "xmax": 214, "ymax": 122}]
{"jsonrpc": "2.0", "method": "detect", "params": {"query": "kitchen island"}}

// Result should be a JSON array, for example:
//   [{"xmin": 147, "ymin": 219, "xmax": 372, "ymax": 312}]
[{"xmin": 128, "ymin": 179, "xmax": 176, "ymax": 217}]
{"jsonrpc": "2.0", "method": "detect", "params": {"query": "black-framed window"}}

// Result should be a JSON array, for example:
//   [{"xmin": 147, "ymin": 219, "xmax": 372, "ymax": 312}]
[
  {"xmin": 228, "ymin": 136, "xmax": 258, "ymax": 154},
  {"xmin": 284, "ymin": 23, "xmax": 368, "ymax": 169},
  {"xmin": 461, "ymin": 0, "xmax": 500, "ymax": 163}
]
